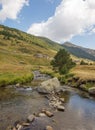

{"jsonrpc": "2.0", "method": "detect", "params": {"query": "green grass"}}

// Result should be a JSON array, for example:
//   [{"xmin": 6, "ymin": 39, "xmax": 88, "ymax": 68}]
[
  {"xmin": 0, "ymin": 25, "xmax": 95, "ymax": 88},
  {"xmin": 0, "ymin": 25, "xmax": 64, "ymax": 87},
  {"xmin": 0, "ymin": 64, "xmax": 34, "ymax": 87}
]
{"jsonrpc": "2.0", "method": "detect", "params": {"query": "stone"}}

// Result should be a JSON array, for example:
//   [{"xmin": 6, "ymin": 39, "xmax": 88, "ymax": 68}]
[
  {"xmin": 44, "ymin": 111, "xmax": 54, "ymax": 117},
  {"xmin": 15, "ymin": 83, "xmax": 20, "ymax": 88},
  {"xmin": 22, "ymin": 122, "xmax": 30, "ymax": 126},
  {"xmin": 57, "ymin": 105, "xmax": 65, "ymax": 111},
  {"xmin": 38, "ymin": 113, "xmax": 46, "ymax": 117},
  {"xmin": 59, "ymin": 98, "xmax": 65, "ymax": 103},
  {"xmin": 79, "ymin": 84, "xmax": 87, "ymax": 91},
  {"xmin": 46, "ymin": 125, "xmax": 53, "ymax": 130},
  {"xmin": 14, "ymin": 121, "xmax": 20, "ymax": 128},
  {"xmin": 27, "ymin": 114, "xmax": 35, "ymax": 122},
  {"xmin": 16, "ymin": 124, "xmax": 23, "ymax": 130},
  {"xmin": 88, "ymin": 87, "xmax": 95, "ymax": 95},
  {"xmin": 38, "ymin": 77, "xmax": 60, "ymax": 94},
  {"xmin": 13, "ymin": 127, "xmax": 16, "ymax": 130}
]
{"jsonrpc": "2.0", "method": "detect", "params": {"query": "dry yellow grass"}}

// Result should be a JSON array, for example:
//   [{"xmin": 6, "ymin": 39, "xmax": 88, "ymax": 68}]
[{"xmin": 71, "ymin": 65, "xmax": 95, "ymax": 80}]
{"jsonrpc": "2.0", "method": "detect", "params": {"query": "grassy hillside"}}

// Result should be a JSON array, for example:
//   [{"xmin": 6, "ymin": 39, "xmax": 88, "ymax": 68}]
[
  {"xmin": 0, "ymin": 25, "xmax": 63, "ymax": 87},
  {"xmin": 71, "ymin": 65, "xmax": 95, "ymax": 80},
  {"xmin": 63, "ymin": 42, "xmax": 95, "ymax": 61},
  {"xmin": 0, "ymin": 25, "xmax": 95, "ymax": 88}
]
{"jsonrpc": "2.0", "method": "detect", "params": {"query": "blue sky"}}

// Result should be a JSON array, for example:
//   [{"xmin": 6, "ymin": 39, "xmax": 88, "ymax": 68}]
[{"xmin": 0, "ymin": 0, "xmax": 95, "ymax": 49}]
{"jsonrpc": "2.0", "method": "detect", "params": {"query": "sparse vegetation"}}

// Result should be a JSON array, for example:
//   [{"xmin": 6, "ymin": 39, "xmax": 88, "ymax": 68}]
[
  {"xmin": 80, "ymin": 60, "xmax": 88, "ymax": 65},
  {"xmin": 71, "ymin": 65, "xmax": 95, "ymax": 80}
]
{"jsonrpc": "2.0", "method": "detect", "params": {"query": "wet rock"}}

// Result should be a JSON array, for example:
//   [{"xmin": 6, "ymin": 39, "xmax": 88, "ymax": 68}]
[
  {"xmin": 45, "ymin": 125, "xmax": 53, "ymax": 130},
  {"xmin": 79, "ymin": 84, "xmax": 87, "ymax": 91},
  {"xmin": 15, "ymin": 83, "xmax": 20, "ymax": 88},
  {"xmin": 23, "ymin": 117, "xmax": 51, "ymax": 130},
  {"xmin": 27, "ymin": 114, "xmax": 35, "ymax": 122},
  {"xmin": 57, "ymin": 105, "xmax": 65, "ymax": 111},
  {"xmin": 16, "ymin": 124, "xmax": 23, "ymax": 130},
  {"xmin": 38, "ymin": 113, "xmax": 46, "ymax": 117},
  {"xmin": 13, "ymin": 127, "xmax": 16, "ymax": 130},
  {"xmin": 44, "ymin": 111, "xmax": 54, "ymax": 117},
  {"xmin": 22, "ymin": 123, "xmax": 30, "ymax": 126},
  {"xmin": 14, "ymin": 121, "xmax": 20, "ymax": 128},
  {"xmin": 88, "ymin": 87, "xmax": 95, "ymax": 95},
  {"xmin": 59, "ymin": 98, "xmax": 65, "ymax": 103},
  {"xmin": 38, "ymin": 77, "xmax": 60, "ymax": 94}
]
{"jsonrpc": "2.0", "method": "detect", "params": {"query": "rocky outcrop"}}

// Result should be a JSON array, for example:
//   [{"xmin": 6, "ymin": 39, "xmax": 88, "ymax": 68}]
[
  {"xmin": 88, "ymin": 87, "xmax": 95, "ymax": 95},
  {"xmin": 38, "ymin": 77, "xmax": 60, "ymax": 94}
]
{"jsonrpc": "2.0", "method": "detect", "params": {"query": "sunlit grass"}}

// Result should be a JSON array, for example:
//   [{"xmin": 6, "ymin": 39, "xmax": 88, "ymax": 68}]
[
  {"xmin": 71, "ymin": 65, "xmax": 95, "ymax": 80},
  {"xmin": 0, "ymin": 64, "xmax": 34, "ymax": 87}
]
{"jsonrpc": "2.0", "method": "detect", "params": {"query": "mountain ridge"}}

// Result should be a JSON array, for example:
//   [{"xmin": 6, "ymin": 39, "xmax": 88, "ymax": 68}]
[{"xmin": 63, "ymin": 42, "xmax": 95, "ymax": 61}]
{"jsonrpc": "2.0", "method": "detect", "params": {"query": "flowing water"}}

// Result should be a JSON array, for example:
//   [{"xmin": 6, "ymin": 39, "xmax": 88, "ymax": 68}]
[{"xmin": 0, "ymin": 72, "xmax": 95, "ymax": 130}]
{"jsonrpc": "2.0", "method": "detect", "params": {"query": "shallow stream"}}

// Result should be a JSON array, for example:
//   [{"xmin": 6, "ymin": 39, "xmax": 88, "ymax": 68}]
[{"xmin": 0, "ymin": 71, "xmax": 95, "ymax": 130}]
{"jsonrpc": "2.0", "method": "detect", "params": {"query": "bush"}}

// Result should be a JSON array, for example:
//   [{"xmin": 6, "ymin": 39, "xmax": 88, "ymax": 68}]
[{"xmin": 80, "ymin": 60, "xmax": 88, "ymax": 65}]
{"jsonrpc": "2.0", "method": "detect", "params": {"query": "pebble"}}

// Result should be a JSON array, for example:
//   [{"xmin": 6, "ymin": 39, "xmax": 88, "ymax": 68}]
[
  {"xmin": 46, "ymin": 125, "xmax": 53, "ymax": 130},
  {"xmin": 59, "ymin": 98, "xmax": 65, "ymax": 103},
  {"xmin": 44, "ymin": 110, "xmax": 54, "ymax": 117},
  {"xmin": 27, "ymin": 114, "xmax": 35, "ymax": 122},
  {"xmin": 13, "ymin": 127, "xmax": 16, "ymax": 130},
  {"xmin": 16, "ymin": 124, "xmax": 23, "ymax": 130},
  {"xmin": 57, "ymin": 105, "xmax": 65, "ymax": 111},
  {"xmin": 22, "ymin": 122, "xmax": 30, "ymax": 126},
  {"xmin": 38, "ymin": 113, "xmax": 46, "ymax": 117}
]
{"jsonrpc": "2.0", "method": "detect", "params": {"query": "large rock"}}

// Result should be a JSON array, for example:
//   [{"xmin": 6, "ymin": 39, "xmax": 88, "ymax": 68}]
[
  {"xmin": 38, "ymin": 77, "xmax": 60, "ymax": 94},
  {"xmin": 88, "ymin": 87, "xmax": 95, "ymax": 95}
]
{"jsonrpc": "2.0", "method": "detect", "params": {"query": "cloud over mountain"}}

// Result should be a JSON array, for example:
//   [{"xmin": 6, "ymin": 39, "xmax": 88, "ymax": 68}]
[{"xmin": 27, "ymin": 0, "xmax": 95, "ymax": 42}]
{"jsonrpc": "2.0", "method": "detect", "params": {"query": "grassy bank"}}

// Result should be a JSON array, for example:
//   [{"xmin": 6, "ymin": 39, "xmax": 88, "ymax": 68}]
[
  {"xmin": 62, "ymin": 65, "xmax": 95, "ymax": 91},
  {"xmin": 0, "ymin": 64, "xmax": 34, "ymax": 87}
]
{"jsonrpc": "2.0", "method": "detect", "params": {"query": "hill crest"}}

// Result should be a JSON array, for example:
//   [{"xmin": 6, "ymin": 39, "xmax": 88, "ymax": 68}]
[{"xmin": 63, "ymin": 42, "xmax": 95, "ymax": 61}]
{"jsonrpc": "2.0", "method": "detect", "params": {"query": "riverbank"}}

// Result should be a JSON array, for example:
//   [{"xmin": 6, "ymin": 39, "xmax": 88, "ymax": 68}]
[
  {"xmin": 0, "ymin": 64, "xmax": 34, "ymax": 87},
  {"xmin": 1, "ymin": 83, "xmax": 95, "ymax": 130},
  {"xmin": 3, "ymin": 71, "xmax": 95, "ymax": 130}
]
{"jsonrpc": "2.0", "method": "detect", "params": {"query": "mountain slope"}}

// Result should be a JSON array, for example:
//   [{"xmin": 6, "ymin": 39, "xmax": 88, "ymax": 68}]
[
  {"xmin": 63, "ymin": 42, "xmax": 95, "ymax": 61},
  {"xmin": 0, "ymin": 25, "xmax": 63, "ymax": 66}
]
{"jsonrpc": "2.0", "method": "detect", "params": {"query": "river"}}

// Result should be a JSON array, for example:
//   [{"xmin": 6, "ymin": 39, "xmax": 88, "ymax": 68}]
[{"xmin": 0, "ymin": 73, "xmax": 95, "ymax": 130}]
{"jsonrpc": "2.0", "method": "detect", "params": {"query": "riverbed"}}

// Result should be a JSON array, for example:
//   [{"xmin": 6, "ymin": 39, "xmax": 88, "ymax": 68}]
[{"xmin": 0, "ymin": 85, "xmax": 95, "ymax": 130}]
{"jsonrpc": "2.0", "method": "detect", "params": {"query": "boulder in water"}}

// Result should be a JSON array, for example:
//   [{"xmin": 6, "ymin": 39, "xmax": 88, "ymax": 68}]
[{"xmin": 38, "ymin": 77, "xmax": 60, "ymax": 94}]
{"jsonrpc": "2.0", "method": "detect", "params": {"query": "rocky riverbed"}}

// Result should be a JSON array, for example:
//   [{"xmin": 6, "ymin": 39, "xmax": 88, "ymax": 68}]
[
  {"xmin": 6, "ymin": 76, "xmax": 66, "ymax": 130},
  {"xmin": 0, "ymin": 71, "xmax": 95, "ymax": 130}
]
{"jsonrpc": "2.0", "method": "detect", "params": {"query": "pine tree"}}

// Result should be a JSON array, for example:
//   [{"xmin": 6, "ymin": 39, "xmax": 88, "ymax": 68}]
[{"xmin": 51, "ymin": 49, "xmax": 76, "ymax": 74}]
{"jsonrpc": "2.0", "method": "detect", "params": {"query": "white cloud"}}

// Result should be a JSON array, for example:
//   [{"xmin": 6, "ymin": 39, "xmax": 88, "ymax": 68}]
[
  {"xmin": 0, "ymin": 0, "xmax": 29, "ymax": 22},
  {"xmin": 27, "ymin": 0, "xmax": 95, "ymax": 42},
  {"xmin": 91, "ymin": 28, "xmax": 95, "ymax": 33}
]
